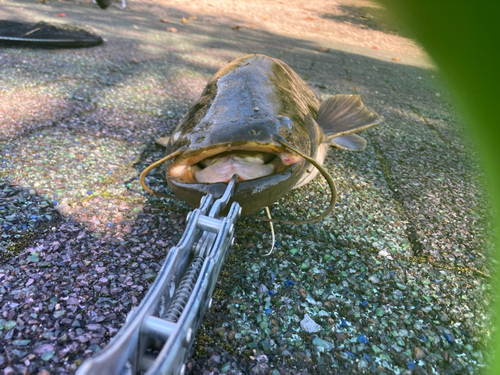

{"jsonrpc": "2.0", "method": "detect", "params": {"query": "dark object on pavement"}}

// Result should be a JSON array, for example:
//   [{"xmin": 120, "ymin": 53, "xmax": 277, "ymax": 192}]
[
  {"xmin": 0, "ymin": 20, "xmax": 103, "ymax": 48},
  {"xmin": 93, "ymin": 0, "xmax": 126, "ymax": 10},
  {"xmin": 95, "ymin": 0, "xmax": 112, "ymax": 9}
]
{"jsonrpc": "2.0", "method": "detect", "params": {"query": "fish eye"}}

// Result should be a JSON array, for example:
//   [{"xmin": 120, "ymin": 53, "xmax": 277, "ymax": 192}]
[{"xmin": 278, "ymin": 116, "xmax": 294, "ymax": 129}]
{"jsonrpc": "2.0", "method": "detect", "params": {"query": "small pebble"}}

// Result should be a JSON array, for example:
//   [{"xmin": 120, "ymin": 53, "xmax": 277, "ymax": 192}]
[
  {"xmin": 300, "ymin": 314, "xmax": 321, "ymax": 333},
  {"xmin": 413, "ymin": 347, "xmax": 426, "ymax": 359}
]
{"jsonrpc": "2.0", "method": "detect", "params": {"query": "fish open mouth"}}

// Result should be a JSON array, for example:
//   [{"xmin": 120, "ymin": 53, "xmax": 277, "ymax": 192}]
[{"xmin": 168, "ymin": 146, "xmax": 303, "ymax": 184}]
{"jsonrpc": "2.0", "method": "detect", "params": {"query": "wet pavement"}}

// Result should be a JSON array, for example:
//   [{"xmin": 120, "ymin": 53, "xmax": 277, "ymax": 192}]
[{"xmin": 0, "ymin": 0, "xmax": 494, "ymax": 373}]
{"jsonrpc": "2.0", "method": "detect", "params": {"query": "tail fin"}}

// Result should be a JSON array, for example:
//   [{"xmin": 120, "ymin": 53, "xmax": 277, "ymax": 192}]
[{"xmin": 316, "ymin": 94, "xmax": 381, "ymax": 140}]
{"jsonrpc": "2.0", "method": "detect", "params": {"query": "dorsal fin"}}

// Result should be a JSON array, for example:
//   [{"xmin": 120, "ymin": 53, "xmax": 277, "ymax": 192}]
[
  {"xmin": 329, "ymin": 134, "xmax": 367, "ymax": 151},
  {"xmin": 316, "ymin": 94, "xmax": 381, "ymax": 140}
]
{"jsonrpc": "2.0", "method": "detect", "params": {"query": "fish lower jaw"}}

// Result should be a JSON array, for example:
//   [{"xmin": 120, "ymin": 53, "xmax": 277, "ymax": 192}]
[
  {"xmin": 168, "ymin": 149, "xmax": 302, "ymax": 184},
  {"xmin": 195, "ymin": 161, "xmax": 275, "ymax": 183}
]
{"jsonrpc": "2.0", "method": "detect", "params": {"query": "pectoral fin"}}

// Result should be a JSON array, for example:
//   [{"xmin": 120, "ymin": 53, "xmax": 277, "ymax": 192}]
[
  {"xmin": 329, "ymin": 134, "xmax": 367, "ymax": 151},
  {"xmin": 155, "ymin": 137, "xmax": 170, "ymax": 148},
  {"xmin": 316, "ymin": 94, "xmax": 381, "ymax": 140}
]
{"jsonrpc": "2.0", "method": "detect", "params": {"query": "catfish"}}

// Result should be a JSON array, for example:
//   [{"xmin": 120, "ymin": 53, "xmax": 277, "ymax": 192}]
[{"xmin": 148, "ymin": 54, "xmax": 381, "ymax": 217}]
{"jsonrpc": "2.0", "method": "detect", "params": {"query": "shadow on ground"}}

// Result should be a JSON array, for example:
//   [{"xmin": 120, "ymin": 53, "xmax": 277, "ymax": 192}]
[{"xmin": 320, "ymin": 3, "xmax": 406, "ymax": 37}]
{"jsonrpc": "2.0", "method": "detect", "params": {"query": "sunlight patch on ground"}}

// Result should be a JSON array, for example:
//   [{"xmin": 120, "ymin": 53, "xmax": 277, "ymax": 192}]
[{"xmin": 1, "ymin": 129, "xmax": 147, "ymax": 235}]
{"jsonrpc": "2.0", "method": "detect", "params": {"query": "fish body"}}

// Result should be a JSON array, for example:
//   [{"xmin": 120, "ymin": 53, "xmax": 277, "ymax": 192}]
[{"xmin": 158, "ymin": 54, "xmax": 380, "ymax": 215}]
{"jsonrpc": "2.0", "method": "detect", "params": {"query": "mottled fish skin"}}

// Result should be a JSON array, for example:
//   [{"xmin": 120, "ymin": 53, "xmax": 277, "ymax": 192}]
[{"xmin": 161, "ymin": 54, "xmax": 380, "ymax": 215}]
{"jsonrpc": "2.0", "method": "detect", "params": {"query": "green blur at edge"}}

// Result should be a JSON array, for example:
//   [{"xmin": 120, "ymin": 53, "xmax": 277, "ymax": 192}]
[{"xmin": 378, "ymin": 0, "xmax": 500, "ymax": 371}]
